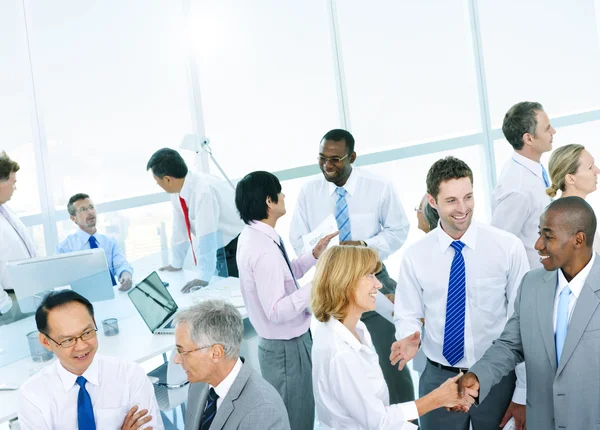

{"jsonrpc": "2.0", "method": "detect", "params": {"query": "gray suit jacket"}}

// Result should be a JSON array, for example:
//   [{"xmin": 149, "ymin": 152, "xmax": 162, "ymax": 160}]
[
  {"xmin": 184, "ymin": 359, "xmax": 290, "ymax": 430},
  {"xmin": 470, "ymin": 256, "xmax": 600, "ymax": 430}
]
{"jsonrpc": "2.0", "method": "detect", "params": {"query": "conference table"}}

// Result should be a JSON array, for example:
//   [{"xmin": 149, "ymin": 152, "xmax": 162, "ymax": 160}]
[{"xmin": 0, "ymin": 265, "xmax": 252, "ymax": 425}]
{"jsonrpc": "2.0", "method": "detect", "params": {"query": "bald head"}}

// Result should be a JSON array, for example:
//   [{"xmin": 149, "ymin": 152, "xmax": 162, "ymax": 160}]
[{"xmin": 545, "ymin": 196, "xmax": 597, "ymax": 247}]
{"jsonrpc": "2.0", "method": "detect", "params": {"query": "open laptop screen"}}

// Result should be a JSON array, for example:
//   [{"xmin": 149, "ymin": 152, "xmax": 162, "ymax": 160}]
[{"xmin": 128, "ymin": 271, "xmax": 178, "ymax": 332}]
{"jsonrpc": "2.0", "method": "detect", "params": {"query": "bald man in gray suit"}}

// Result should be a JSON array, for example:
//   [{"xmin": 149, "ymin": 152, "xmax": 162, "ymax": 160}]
[{"xmin": 459, "ymin": 197, "xmax": 600, "ymax": 429}]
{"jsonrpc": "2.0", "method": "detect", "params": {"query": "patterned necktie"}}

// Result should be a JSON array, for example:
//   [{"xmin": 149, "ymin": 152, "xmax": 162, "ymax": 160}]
[
  {"xmin": 443, "ymin": 240, "xmax": 466, "ymax": 366},
  {"xmin": 335, "ymin": 187, "xmax": 351, "ymax": 242},
  {"xmin": 76, "ymin": 376, "xmax": 96, "ymax": 430},
  {"xmin": 200, "ymin": 387, "xmax": 219, "ymax": 430},
  {"xmin": 89, "ymin": 236, "xmax": 116, "ymax": 286},
  {"xmin": 555, "ymin": 285, "xmax": 571, "ymax": 365},
  {"xmin": 542, "ymin": 165, "xmax": 550, "ymax": 188},
  {"xmin": 179, "ymin": 196, "xmax": 197, "ymax": 266},
  {"xmin": 0, "ymin": 205, "xmax": 36, "ymax": 258}
]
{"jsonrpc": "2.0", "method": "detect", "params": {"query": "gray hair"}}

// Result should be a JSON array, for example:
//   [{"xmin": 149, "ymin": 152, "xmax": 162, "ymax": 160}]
[
  {"xmin": 423, "ymin": 200, "xmax": 439, "ymax": 231},
  {"xmin": 502, "ymin": 101, "xmax": 544, "ymax": 150},
  {"xmin": 174, "ymin": 300, "xmax": 243, "ymax": 359}
]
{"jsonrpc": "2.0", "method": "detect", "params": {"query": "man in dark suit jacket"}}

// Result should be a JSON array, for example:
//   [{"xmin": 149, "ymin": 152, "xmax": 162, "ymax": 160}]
[{"xmin": 173, "ymin": 300, "xmax": 290, "ymax": 430}]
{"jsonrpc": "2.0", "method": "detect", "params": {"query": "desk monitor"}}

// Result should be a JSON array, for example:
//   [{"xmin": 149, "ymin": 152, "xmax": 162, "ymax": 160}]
[{"xmin": 7, "ymin": 248, "xmax": 115, "ymax": 302}]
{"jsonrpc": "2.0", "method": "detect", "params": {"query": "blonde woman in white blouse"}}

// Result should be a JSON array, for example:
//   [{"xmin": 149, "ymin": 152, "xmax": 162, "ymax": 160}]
[
  {"xmin": 547, "ymin": 144, "xmax": 600, "ymax": 253},
  {"xmin": 311, "ymin": 245, "xmax": 475, "ymax": 429}
]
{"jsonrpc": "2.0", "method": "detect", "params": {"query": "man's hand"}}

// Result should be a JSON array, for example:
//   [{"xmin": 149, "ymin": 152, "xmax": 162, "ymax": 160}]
[
  {"xmin": 389, "ymin": 331, "xmax": 420, "ymax": 370},
  {"xmin": 121, "ymin": 405, "xmax": 152, "ymax": 430},
  {"xmin": 312, "ymin": 232, "xmax": 339, "ymax": 259},
  {"xmin": 500, "ymin": 401, "xmax": 526, "ymax": 430},
  {"xmin": 457, "ymin": 371, "xmax": 480, "ymax": 398},
  {"xmin": 159, "ymin": 265, "xmax": 181, "ymax": 272},
  {"xmin": 119, "ymin": 272, "xmax": 133, "ymax": 292},
  {"xmin": 181, "ymin": 278, "xmax": 209, "ymax": 293},
  {"xmin": 340, "ymin": 240, "xmax": 363, "ymax": 246}
]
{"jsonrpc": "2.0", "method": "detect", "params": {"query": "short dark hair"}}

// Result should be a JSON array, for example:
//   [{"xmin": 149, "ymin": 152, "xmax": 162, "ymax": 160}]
[
  {"xmin": 67, "ymin": 193, "xmax": 90, "ymax": 216},
  {"xmin": 235, "ymin": 171, "xmax": 281, "ymax": 224},
  {"xmin": 426, "ymin": 156, "xmax": 473, "ymax": 200},
  {"xmin": 546, "ymin": 196, "xmax": 597, "ymax": 247},
  {"xmin": 36, "ymin": 290, "xmax": 95, "ymax": 335},
  {"xmin": 0, "ymin": 151, "xmax": 20, "ymax": 182},
  {"xmin": 146, "ymin": 148, "xmax": 188, "ymax": 179},
  {"xmin": 502, "ymin": 101, "xmax": 544, "ymax": 150},
  {"xmin": 321, "ymin": 129, "xmax": 355, "ymax": 154}
]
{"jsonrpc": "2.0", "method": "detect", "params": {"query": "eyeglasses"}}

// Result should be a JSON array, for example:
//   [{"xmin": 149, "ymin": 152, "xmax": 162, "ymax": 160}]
[
  {"xmin": 44, "ymin": 327, "xmax": 98, "ymax": 348},
  {"xmin": 176, "ymin": 344, "xmax": 214, "ymax": 356},
  {"xmin": 317, "ymin": 154, "xmax": 349, "ymax": 164},
  {"xmin": 414, "ymin": 206, "xmax": 424, "ymax": 213},
  {"xmin": 75, "ymin": 205, "xmax": 95, "ymax": 214}
]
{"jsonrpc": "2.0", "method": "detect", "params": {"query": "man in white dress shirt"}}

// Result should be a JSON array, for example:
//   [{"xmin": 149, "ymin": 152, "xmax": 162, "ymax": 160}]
[
  {"xmin": 147, "ymin": 148, "xmax": 244, "ymax": 293},
  {"xmin": 17, "ymin": 290, "xmax": 162, "ymax": 429},
  {"xmin": 493, "ymin": 101, "xmax": 555, "ymax": 269},
  {"xmin": 391, "ymin": 156, "xmax": 530, "ymax": 430},
  {"xmin": 0, "ymin": 151, "xmax": 37, "ymax": 322},
  {"xmin": 289, "ymin": 129, "xmax": 414, "ymax": 404}
]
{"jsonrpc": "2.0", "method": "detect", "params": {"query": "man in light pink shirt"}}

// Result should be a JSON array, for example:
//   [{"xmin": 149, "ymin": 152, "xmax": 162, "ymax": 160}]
[{"xmin": 235, "ymin": 171, "xmax": 336, "ymax": 430}]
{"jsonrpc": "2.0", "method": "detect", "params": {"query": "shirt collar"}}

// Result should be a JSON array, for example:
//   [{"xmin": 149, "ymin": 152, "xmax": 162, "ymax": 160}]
[
  {"xmin": 326, "ymin": 317, "xmax": 369, "ymax": 352},
  {"xmin": 436, "ymin": 220, "xmax": 478, "ymax": 253},
  {"xmin": 512, "ymin": 151, "xmax": 544, "ymax": 179},
  {"xmin": 56, "ymin": 352, "xmax": 100, "ymax": 393},
  {"xmin": 211, "ymin": 358, "xmax": 243, "ymax": 400},
  {"xmin": 248, "ymin": 220, "xmax": 281, "ymax": 243},
  {"xmin": 74, "ymin": 228, "xmax": 93, "ymax": 245},
  {"xmin": 327, "ymin": 168, "xmax": 359, "ymax": 197},
  {"xmin": 556, "ymin": 253, "xmax": 596, "ymax": 299},
  {"xmin": 179, "ymin": 172, "xmax": 193, "ymax": 201}
]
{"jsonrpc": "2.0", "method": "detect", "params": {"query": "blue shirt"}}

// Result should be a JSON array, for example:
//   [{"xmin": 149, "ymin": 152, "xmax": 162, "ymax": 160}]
[{"xmin": 56, "ymin": 229, "xmax": 133, "ymax": 282}]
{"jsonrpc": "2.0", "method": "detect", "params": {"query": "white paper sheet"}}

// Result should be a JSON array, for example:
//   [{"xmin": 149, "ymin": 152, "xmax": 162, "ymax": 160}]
[
  {"xmin": 301, "ymin": 214, "xmax": 339, "ymax": 253},
  {"xmin": 375, "ymin": 291, "xmax": 395, "ymax": 324}
]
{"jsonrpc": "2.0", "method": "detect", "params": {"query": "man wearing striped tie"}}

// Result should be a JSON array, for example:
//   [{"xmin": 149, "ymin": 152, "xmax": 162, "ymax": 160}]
[
  {"xmin": 391, "ymin": 157, "xmax": 530, "ymax": 429},
  {"xmin": 290, "ymin": 129, "xmax": 415, "ymax": 404}
]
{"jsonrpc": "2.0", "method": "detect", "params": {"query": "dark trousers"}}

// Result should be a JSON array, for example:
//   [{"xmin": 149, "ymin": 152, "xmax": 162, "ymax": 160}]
[{"xmin": 216, "ymin": 235, "xmax": 239, "ymax": 278}]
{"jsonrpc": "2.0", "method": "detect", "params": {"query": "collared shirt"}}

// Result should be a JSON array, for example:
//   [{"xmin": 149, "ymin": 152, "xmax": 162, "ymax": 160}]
[
  {"xmin": 236, "ymin": 221, "xmax": 316, "ymax": 340},
  {"xmin": 554, "ymin": 253, "xmax": 596, "ymax": 331},
  {"xmin": 394, "ymin": 221, "xmax": 530, "ymax": 403},
  {"xmin": 17, "ymin": 353, "xmax": 163, "ymax": 430},
  {"xmin": 56, "ymin": 229, "xmax": 133, "ymax": 282},
  {"xmin": 492, "ymin": 151, "xmax": 552, "ymax": 269},
  {"xmin": 312, "ymin": 318, "xmax": 418, "ymax": 430},
  {"xmin": 171, "ymin": 172, "xmax": 244, "ymax": 280},
  {"xmin": 289, "ymin": 168, "xmax": 409, "ymax": 260},
  {"xmin": 0, "ymin": 204, "xmax": 36, "ymax": 314},
  {"xmin": 211, "ymin": 358, "xmax": 243, "ymax": 409}
]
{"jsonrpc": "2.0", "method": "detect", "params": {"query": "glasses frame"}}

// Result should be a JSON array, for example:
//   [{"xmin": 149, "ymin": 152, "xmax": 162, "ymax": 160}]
[
  {"xmin": 43, "ymin": 325, "xmax": 98, "ymax": 348},
  {"xmin": 317, "ymin": 153, "xmax": 349, "ymax": 164},
  {"xmin": 176, "ymin": 344, "xmax": 214, "ymax": 357},
  {"xmin": 75, "ymin": 205, "xmax": 96, "ymax": 214}
]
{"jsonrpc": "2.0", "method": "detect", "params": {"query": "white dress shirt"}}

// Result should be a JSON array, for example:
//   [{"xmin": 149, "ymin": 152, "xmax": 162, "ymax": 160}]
[
  {"xmin": 289, "ymin": 168, "xmax": 409, "ymax": 260},
  {"xmin": 312, "ymin": 317, "xmax": 419, "ymax": 430},
  {"xmin": 0, "ymin": 204, "xmax": 36, "ymax": 314},
  {"xmin": 170, "ymin": 172, "xmax": 244, "ymax": 280},
  {"xmin": 394, "ymin": 221, "xmax": 530, "ymax": 403},
  {"xmin": 211, "ymin": 358, "xmax": 243, "ymax": 409},
  {"xmin": 17, "ymin": 354, "xmax": 164, "ymax": 430},
  {"xmin": 492, "ymin": 151, "xmax": 551, "ymax": 269},
  {"xmin": 553, "ymin": 253, "xmax": 596, "ymax": 331}
]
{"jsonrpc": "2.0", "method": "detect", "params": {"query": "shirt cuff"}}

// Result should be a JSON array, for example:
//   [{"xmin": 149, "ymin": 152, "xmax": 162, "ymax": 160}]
[
  {"xmin": 511, "ymin": 386, "xmax": 526, "ymax": 405},
  {"xmin": 400, "ymin": 401, "xmax": 419, "ymax": 422}
]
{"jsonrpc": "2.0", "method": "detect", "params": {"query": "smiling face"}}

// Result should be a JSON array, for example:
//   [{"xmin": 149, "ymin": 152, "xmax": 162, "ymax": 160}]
[
  {"xmin": 352, "ymin": 273, "xmax": 382, "ymax": 314},
  {"xmin": 534, "ymin": 210, "xmax": 579, "ymax": 272},
  {"xmin": 318, "ymin": 139, "xmax": 356, "ymax": 186},
  {"xmin": 429, "ymin": 177, "xmax": 474, "ymax": 240}
]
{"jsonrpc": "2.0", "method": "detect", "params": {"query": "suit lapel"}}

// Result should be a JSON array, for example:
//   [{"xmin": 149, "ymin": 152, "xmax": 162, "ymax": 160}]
[
  {"xmin": 191, "ymin": 385, "xmax": 209, "ymax": 430},
  {"xmin": 538, "ymin": 270, "xmax": 558, "ymax": 371},
  {"xmin": 209, "ymin": 360, "xmax": 253, "ymax": 429}
]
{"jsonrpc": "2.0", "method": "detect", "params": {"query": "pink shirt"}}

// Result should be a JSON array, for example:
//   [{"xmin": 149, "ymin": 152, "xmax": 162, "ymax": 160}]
[{"xmin": 236, "ymin": 221, "xmax": 317, "ymax": 340}]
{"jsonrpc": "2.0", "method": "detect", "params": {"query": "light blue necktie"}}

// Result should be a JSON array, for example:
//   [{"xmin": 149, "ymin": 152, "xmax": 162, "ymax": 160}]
[
  {"xmin": 76, "ymin": 376, "xmax": 96, "ymax": 430},
  {"xmin": 555, "ymin": 285, "xmax": 571, "ymax": 365},
  {"xmin": 542, "ymin": 165, "xmax": 550, "ymax": 188},
  {"xmin": 89, "ymin": 236, "xmax": 117, "ymax": 286},
  {"xmin": 335, "ymin": 187, "xmax": 351, "ymax": 242},
  {"xmin": 443, "ymin": 240, "xmax": 466, "ymax": 366}
]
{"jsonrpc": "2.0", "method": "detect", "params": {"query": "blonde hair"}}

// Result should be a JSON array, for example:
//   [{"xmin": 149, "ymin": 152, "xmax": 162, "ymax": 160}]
[
  {"xmin": 547, "ymin": 144, "xmax": 585, "ymax": 198},
  {"xmin": 311, "ymin": 245, "xmax": 382, "ymax": 323}
]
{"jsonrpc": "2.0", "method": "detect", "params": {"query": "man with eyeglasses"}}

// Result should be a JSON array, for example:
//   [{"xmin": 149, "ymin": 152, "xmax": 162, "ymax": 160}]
[
  {"xmin": 289, "ymin": 128, "xmax": 415, "ymax": 404},
  {"xmin": 17, "ymin": 290, "xmax": 163, "ymax": 429},
  {"xmin": 174, "ymin": 300, "xmax": 290, "ymax": 430},
  {"xmin": 56, "ymin": 193, "xmax": 134, "ymax": 291}
]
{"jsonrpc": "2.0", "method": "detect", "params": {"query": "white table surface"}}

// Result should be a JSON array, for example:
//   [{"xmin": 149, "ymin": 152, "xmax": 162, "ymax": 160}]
[{"xmin": 0, "ymin": 269, "xmax": 245, "ymax": 424}]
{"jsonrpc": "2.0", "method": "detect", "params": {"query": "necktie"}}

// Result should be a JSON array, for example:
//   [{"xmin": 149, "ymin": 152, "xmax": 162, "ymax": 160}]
[
  {"xmin": 555, "ymin": 285, "xmax": 571, "ymax": 365},
  {"xmin": 276, "ymin": 239, "xmax": 300, "ymax": 290},
  {"xmin": 179, "ymin": 196, "xmax": 197, "ymax": 266},
  {"xmin": 335, "ymin": 187, "xmax": 351, "ymax": 242},
  {"xmin": 76, "ymin": 376, "xmax": 96, "ymax": 430},
  {"xmin": 443, "ymin": 240, "xmax": 466, "ymax": 366},
  {"xmin": 0, "ymin": 205, "xmax": 36, "ymax": 258},
  {"xmin": 200, "ymin": 387, "xmax": 219, "ymax": 430},
  {"xmin": 542, "ymin": 165, "xmax": 550, "ymax": 188},
  {"xmin": 89, "ymin": 236, "xmax": 116, "ymax": 286}
]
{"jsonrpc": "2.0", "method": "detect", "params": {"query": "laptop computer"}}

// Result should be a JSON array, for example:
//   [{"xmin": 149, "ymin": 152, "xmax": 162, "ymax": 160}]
[{"xmin": 128, "ymin": 271, "xmax": 178, "ymax": 335}]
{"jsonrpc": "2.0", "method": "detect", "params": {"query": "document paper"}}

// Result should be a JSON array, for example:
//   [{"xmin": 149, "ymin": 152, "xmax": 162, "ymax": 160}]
[{"xmin": 301, "ymin": 214, "xmax": 340, "ymax": 253}]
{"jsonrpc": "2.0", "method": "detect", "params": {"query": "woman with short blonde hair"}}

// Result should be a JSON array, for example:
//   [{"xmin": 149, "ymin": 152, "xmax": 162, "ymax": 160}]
[{"xmin": 311, "ymin": 245, "xmax": 475, "ymax": 430}]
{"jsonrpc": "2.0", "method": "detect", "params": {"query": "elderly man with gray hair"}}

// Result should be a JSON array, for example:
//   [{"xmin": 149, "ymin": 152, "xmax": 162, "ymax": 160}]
[{"xmin": 174, "ymin": 300, "xmax": 290, "ymax": 430}]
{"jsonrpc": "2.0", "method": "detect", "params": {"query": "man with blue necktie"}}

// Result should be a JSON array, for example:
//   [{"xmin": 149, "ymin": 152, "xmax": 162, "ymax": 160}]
[{"xmin": 57, "ymin": 193, "xmax": 133, "ymax": 291}]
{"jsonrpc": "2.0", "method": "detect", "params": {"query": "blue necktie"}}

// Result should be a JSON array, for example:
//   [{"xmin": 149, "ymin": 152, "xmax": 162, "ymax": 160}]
[
  {"xmin": 443, "ymin": 240, "xmax": 466, "ymax": 366},
  {"xmin": 555, "ymin": 285, "xmax": 571, "ymax": 365},
  {"xmin": 542, "ymin": 165, "xmax": 550, "ymax": 188},
  {"xmin": 200, "ymin": 387, "xmax": 219, "ymax": 430},
  {"xmin": 335, "ymin": 187, "xmax": 351, "ymax": 242},
  {"xmin": 89, "ymin": 236, "xmax": 116, "ymax": 286},
  {"xmin": 76, "ymin": 376, "xmax": 96, "ymax": 430}
]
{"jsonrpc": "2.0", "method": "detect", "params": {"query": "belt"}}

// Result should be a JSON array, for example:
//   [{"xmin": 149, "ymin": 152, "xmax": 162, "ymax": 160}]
[{"xmin": 427, "ymin": 358, "xmax": 469, "ymax": 374}]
